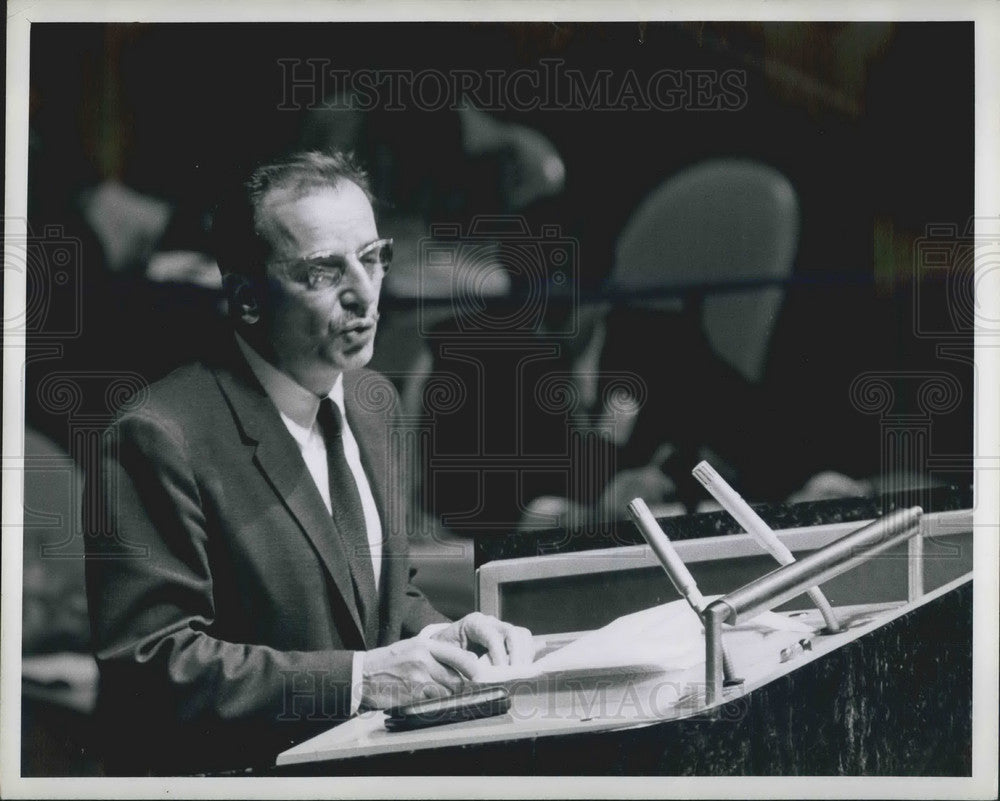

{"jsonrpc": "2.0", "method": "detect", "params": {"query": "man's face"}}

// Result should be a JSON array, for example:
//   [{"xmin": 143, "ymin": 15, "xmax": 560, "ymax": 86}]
[{"xmin": 256, "ymin": 180, "xmax": 383, "ymax": 395}]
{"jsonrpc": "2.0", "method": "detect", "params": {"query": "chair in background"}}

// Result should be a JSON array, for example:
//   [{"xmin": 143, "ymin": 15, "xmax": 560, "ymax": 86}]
[
  {"xmin": 611, "ymin": 158, "xmax": 800, "ymax": 384},
  {"xmin": 21, "ymin": 427, "xmax": 101, "ymax": 775},
  {"xmin": 594, "ymin": 159, "xmax": 802, "ymax": 511}
]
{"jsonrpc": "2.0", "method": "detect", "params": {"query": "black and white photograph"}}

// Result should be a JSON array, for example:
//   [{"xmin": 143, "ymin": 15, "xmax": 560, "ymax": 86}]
[{"xmin": 3, "ymin": 1, "xmax": 998, "ymax": 797}]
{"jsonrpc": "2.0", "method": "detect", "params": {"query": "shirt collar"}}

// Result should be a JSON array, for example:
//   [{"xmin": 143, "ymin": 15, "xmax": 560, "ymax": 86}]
[{"xmin": 235, "ymin": 332, "xmax": 344, "ymax": 430}]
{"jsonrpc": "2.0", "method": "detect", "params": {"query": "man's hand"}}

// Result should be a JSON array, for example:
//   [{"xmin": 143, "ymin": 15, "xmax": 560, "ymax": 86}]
[
  {"xmin": 598, "ymin": 465, "xmax": 677, "ymax": 519},
  {"xmin": 430, "ymin": 612, "xmax": 535, "ymax": 669},
  {"xmin": 787, "ymin": 471, "xmax": 871, "ymax": 504},
  {"xmin": 361, "ymin": 637, "xmax": 481, "ymax": 710}
]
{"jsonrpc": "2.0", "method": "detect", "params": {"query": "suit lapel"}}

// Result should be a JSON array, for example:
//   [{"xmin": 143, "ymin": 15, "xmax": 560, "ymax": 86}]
[
  {"xmin": 343, "ymin": 371, "xmax": 391, "ymax": 533},
  {"xmin": 343, "ymin": 370, "xmax": 404, "ymax": 644},
  {"xmin": 212, "ymin": 348, "xmax": 367, "ymax": 645}
]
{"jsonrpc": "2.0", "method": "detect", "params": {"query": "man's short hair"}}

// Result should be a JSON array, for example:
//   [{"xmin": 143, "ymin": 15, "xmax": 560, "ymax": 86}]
[{"xmin": 213, "ymin": 150, "xmax": 374, "ymax": 281}]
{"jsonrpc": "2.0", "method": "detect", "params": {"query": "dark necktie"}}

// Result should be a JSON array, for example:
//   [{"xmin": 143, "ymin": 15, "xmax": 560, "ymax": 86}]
[{"xmin": 316, "ymin": 398, "xmax": 380, "ymax": 645}]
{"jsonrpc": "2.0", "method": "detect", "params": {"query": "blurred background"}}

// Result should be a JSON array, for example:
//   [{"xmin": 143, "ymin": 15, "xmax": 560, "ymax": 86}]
[{"xmin": 19, "ymin": 21, "xmax": 974, "ymax": 774}]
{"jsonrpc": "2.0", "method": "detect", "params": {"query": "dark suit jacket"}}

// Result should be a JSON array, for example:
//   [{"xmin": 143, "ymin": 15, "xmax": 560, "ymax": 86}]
[{"xmin": 84, "ymin": 341, "xmax": 448, "ymax": 774}]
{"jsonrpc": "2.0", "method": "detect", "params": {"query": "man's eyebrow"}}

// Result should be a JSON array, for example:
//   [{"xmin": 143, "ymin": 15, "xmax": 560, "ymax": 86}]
[
  {"xmin": 300, "ymin": 239, "xmax": 383, "ymax": 262},
  {"xmin": 299, "ymin": 250, "xmax": 349, "ymax": 262}
]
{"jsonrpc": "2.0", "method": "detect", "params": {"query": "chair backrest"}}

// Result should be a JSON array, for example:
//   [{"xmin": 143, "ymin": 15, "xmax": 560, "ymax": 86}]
[
  {"xmin": 611, "ymin": 159, "xmax": 800, "ymax": 383},
  {"xmin": 22, "ymin": 427, "xmax": 91, "ymax": 655}
]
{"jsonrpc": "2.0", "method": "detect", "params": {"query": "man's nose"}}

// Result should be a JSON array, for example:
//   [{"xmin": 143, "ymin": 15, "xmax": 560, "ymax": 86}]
[{"xmin": 337, "ymin": 257, "xmax": 378, "ymax": 313}]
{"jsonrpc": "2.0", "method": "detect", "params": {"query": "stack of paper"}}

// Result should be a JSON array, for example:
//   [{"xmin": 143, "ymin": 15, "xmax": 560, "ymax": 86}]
[{"xmin": 470, "ymin": 598, "xmax": 814, "ymax": 685}]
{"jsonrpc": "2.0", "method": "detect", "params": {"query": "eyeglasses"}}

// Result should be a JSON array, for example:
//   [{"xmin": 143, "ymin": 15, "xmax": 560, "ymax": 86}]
[{"xmin": 272, "ymin": 238, "xmax": 393, "ymax": 290}]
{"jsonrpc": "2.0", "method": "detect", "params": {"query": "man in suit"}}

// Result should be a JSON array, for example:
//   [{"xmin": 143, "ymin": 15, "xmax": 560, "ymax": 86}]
[{"xmin": 84, "ymin": 151, "xmax": 532, "ymax": 774}]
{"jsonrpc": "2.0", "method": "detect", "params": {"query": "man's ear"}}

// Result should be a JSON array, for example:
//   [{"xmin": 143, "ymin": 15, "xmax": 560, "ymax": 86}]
[{"xmin": 223, "ymin": 273, "xmax": 261, "ymax": 325}]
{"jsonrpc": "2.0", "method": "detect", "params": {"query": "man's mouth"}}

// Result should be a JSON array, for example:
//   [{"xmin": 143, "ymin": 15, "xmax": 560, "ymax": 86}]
[{"xmin": 338, "ymin": 316, "xmax": 378, "ymax": 335}]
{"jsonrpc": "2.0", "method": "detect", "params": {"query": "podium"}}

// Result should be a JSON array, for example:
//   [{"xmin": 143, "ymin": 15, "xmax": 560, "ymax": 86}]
[{"xmin": 272, "ymin": 502, "xmax": 973, "ymax": 776}]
